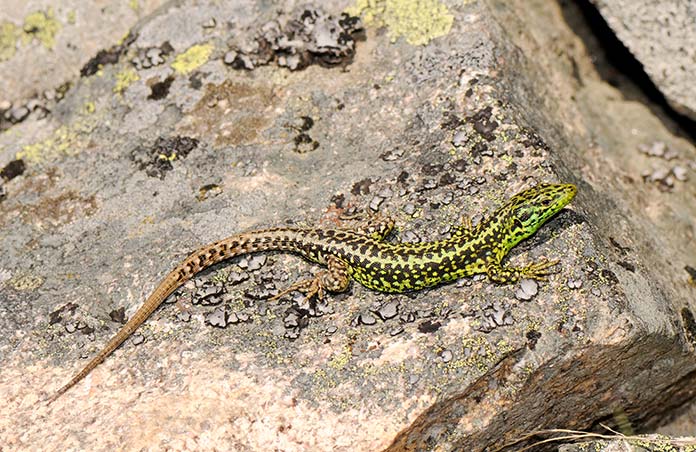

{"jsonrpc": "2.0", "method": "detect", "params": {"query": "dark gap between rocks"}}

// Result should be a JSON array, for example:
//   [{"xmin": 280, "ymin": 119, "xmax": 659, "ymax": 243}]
[{"xmin": 558, "ymin": 0, "xmax": 696, "ymax": 144}]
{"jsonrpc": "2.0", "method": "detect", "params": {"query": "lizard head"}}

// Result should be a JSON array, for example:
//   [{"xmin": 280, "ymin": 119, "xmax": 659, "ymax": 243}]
[{"xmin": 504, "ymin": 182, "xmax": 577, "ymax": 247}]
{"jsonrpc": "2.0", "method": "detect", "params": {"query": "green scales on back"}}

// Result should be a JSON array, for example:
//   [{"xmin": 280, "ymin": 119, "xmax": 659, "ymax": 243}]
[{"xmin": 48, "ymin": 182, "xmax": 577, "ymax": 404}]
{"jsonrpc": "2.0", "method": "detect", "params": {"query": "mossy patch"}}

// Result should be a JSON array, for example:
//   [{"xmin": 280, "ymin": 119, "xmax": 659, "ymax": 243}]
[
  {"xmin": 23, "ymin": 8, "xmax": 61, "ymax": 49},
  {"xmin": 171, "ymin": 43, "xmax": 214, "ymax": 74},
  {"xmin": 346, "ymin": 0, "xmax": 454, "ymax": 45},
  {"xmin": 0, "ymin": 22, "xmax": 20, "ymax": 61}
]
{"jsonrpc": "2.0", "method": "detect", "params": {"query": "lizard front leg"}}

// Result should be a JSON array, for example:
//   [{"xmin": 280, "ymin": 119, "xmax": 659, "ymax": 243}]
[
  {"xmin": 451, "ymin": 215, "xmax": 474, "ymax": 240},
  {"xmin": 486, "ymin": 258, "xmax": 559, "ymax": 284},
  {"xmin": 354, "ymin": 216, "xmax": 395, "ymax": 241}
]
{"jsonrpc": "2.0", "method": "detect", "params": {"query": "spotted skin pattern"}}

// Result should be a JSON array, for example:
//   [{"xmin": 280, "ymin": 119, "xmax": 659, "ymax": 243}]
[{"xmin": 48, "ymin": 183, "xmax": 576, "ymax": 403}]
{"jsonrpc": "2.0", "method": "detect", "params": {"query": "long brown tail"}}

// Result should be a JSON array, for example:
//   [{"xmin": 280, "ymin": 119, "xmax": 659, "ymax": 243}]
[
  {"xmin": 46, "ymin": 230, "xmax": 301, "ymax": 404},
  {"xmin": 46, "ymin": 271, "xmax": 182, "ymax": 404}
]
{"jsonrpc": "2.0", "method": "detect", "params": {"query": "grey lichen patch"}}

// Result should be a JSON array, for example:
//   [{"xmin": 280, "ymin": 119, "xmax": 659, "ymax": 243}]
[
  {"xmin": 132, "ymin": 42, "xmax": 174, "ymax": 71},
  {"xmin": 443, "ymin": 335, "xmax": 513, "ymax": 374},
  {"xmin": 637, "ymin": 140, "xmax": 691, "ymax": 191},
  {"xmin": 0, "ymin": 81, "xmax": 71, "ymax": 132},
  {"xmin": 224, "ymin": 7, "xmax": 364, "ymax": 71},
  {"xmin": 130, "ymin": 136, "xmax": 199, "ymax": 179}
]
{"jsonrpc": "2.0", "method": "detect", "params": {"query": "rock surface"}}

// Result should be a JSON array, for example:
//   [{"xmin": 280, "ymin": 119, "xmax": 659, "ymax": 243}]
[
  {"xmin": 588, "ymin": 0, "xmax": 696, "ymax": 120},
  {"xmin": 1, "ymin": 0, "xmax": 696, "ymax": 451},
  {"xmin": 558, "ymin": 435, "xmax": 696, "ymax": 452},
  {"xmin": 0, "ymin": 1, "xmax": 168, "ymax": 131}
]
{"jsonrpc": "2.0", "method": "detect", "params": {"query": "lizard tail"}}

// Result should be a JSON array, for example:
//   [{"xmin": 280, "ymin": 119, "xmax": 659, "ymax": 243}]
[
  {"xmin": 46, "ymin": 274, "xmax": 180, "ymax": 405},
  {"xmin": 47, "ymin": 229, "xmax": 300, "ymax": 405}
]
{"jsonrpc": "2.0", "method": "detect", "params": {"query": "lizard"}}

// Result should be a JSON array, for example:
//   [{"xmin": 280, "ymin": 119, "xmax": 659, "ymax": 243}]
[{"xmin": 47, "ymin": 182, "xmax": 577, "ymax": 404}]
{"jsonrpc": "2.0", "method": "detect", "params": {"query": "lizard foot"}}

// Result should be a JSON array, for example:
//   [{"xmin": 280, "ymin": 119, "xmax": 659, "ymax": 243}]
[{"xmin": 518, "ymin": 259, "xmax": 560, "ymax": 281}]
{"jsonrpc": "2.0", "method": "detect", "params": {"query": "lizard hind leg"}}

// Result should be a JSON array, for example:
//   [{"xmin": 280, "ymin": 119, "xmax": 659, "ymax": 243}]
[{"xmin": 269, "ymin": 255, "xmax": 351, "ymax": 303}]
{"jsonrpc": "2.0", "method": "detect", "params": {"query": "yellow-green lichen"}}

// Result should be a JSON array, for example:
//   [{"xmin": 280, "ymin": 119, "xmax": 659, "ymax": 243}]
[
  {"xmin": 346, "ymin": 0, "xmax": 454, "ymax": 46},
  {"xmin": 446, "ymin": 335, "xmax": 501, "ymax": 373},
  {"xmin": 113, "ymin": 67, "xmax": 140, "ymax": 94},
  {"xmin": 83, "ymin": 101, "xmax": 95, "ymax": 114},
  {"xmin": 210, "ymin": 268, "xmax": 229, "ymax": 284},
  {"xmin": 129, "ymin": 0, "xmax": 140, "ymax": 13},
  {"xmin": 328, "ymin": 346, "xmax": 352, "ymax": 370},
  {"xmin": 171, "ymin": 43, "xmax": 214, "ymax": 74},
  {"xmin": 10, "ymin": 273, "xmax": 44, "ymax": 291},
  {"xmin": 0, "ymin": 22, "xmax": 20, "ymax": 61},
  {"xmin": 67, "ymin": 10, "xmax": 76, "ymax": 25},
  {"xmin": 23, "ymin": 8, "xmax": 61, "ymax": 49},
  {"xmin": 16, "ymin": 118, "xmax": 95, "ymax": 164}
]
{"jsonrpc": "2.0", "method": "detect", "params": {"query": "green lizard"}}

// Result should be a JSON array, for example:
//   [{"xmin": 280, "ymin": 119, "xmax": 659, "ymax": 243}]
[{"xmin": 47, "ymin": 182, "xmax": 577, "ymax": 403}]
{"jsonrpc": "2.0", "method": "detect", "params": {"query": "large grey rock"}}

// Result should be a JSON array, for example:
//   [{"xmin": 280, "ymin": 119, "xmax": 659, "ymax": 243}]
[
  {"xmin": 1, "ymin": 0, "xmax": 696, "ymax": 451},
  {"xmin": 0, "ymin": 1, "xmax": 168, "ymax": 130},
  {"xmin": 589, "ymin": 0, "xmax": 696, "ymax": 120}
]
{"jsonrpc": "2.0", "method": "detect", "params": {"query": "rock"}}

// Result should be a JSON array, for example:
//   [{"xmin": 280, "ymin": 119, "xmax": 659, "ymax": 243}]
[
  {"xmin": 2, "ymin": 0, "xmax": 696, "ymax": 450},
  {"xmin": 588, "ymin": 0, "xmax": 696, "ymax": 120}
]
